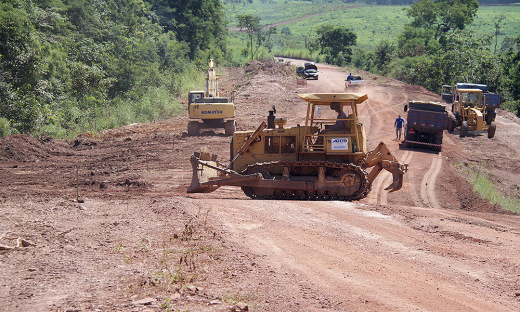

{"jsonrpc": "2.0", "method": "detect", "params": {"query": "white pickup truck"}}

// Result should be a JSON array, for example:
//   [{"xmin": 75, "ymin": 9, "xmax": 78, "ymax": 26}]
[{"xmin": 345, "ymin": 75, "xmax": 364, "ymax": 90}]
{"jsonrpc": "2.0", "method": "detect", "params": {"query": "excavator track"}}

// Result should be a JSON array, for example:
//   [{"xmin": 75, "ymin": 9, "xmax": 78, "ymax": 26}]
[{"xmin": 241, "ymin": 161, "xmax": 369, "ymax": 201}]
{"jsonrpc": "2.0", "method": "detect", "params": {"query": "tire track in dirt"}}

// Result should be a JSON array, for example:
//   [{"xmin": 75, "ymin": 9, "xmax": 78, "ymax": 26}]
[
  {"xmin": 406, "ymin": 153, "xmax": 424, "ymax": 208},
  {"xmin": 420, "ymin": 153, "xmax": 443, "ymax": 209},
  {"xmin": 363, "ymin": 93, "xmax": 393, "ymax": 144},
  {"xmin": 363, "ymin": 86, "xmax": 410, "ymax": 205},
  {"xmin": 367, "ymin": 150, "xmax": 412, "ymax": 205},
  {"xmin": 365, "ymin": 83, "xmax": 447, "ymax": 209},
  {"xmin": 186, "ymin": 198, "xmax": 520, "ymax": 312}
]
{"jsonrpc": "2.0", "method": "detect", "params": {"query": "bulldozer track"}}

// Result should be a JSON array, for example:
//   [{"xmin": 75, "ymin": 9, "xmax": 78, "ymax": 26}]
[{"xmin": 241, "ymin": 160, "xmax": 369, "ymax": 201}]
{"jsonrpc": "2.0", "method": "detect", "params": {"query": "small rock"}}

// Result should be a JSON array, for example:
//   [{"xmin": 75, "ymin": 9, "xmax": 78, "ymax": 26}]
[
  {"xmin": 132, "ymin": 297, "xmax": 156, "ymax": 305},
  {"xmin": 235, "ymin": 302, "xmax": 248, "ymax": 311},
  {"xmin": 16, "ymin": 238, "xmax": 34, "ymax": 247},
  {"xmin": 209, "ymin": 299, "xmax": 221, "ymax": 305},
  {"xmin": 515, "ymin": 292, "xmax": 520, "ymax": 297},
  {"xmin": 170, "ymin": 293, "xmax": 181, "ymax": 301}
]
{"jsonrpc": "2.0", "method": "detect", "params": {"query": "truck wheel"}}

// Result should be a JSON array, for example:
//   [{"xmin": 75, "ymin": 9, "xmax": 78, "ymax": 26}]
[
  {"xmin": 433, "ymin": 136, "xmax": 443, "ymax": 151},
  {"xmin": 188, "ymin": 121, "xmax": 199, "ymax": 136},
  {"xmin": 454, "ymin": 111, "xmax": 460, "ymax": 124},
  {"xmin": 447, "ymin": 112, "xmax": 457, "ymax": 131},
  {"xmin": 460, "ymin": 121, "xmax": 469, "ymax": 138},
  {"xmin": 487, "ymin": 121, "xmax": 496, "ymax": 139},
  {"xmin": 224, "ymin": 120, "xmax": 236, "ymax": 136}
]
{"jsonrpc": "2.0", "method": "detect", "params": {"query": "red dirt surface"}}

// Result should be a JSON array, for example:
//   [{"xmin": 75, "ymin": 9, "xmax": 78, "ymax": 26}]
[{"xmin": 1, "ymin": 59, "xmax": 520, "ymax": 312}]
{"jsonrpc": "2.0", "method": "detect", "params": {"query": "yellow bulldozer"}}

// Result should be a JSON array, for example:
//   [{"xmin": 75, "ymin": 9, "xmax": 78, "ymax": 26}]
[
  {"xmin": 188, "ymin": 59, "xmax": 236, "ymax": 136},
  {"xmin": 188, "ymin": 93, "xmax": 408, "ymax": 200}
]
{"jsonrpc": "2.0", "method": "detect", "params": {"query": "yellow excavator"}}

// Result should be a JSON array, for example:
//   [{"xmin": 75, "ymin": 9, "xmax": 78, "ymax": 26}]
[
  {"xmin": 188, "ymin": 93, "xmax": 408, "ymax": 200},
  {"xmin": 188, "ymin": 59, "xmax": 236, "ymax": 136}
]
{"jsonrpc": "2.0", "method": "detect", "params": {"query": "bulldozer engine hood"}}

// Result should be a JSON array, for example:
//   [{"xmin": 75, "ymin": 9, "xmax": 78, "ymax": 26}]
[{"xmin": 299, "ymin": 93, "xmax": 368, "ymax": 104}]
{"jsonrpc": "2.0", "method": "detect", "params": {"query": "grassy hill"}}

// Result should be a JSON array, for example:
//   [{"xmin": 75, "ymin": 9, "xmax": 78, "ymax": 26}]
[{"xmin": 225, "ymin": 2, "xmax": 520, "ymax": 51}]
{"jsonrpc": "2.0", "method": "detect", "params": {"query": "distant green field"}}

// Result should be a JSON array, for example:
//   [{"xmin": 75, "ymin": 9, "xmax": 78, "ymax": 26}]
[
  {"xmin": 224, "ymin": 0, "xmax": 345, "ymax": 26},
  {"xmin": 225, "ymin": 2, "xmax": 520, "ymax": 50},
  {"xmin": 468, "ymin": 6, "xmax": 520, "ymax": 45}
]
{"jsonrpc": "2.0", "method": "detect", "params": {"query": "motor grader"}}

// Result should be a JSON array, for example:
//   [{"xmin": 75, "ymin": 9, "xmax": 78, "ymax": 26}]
[
  {"xmin": 188, "ymin": 59, "xmax": 236, "ymax": 136},
  {"xmin": 188, "ymin": 93, "xmax": 408, "ymax": 201},
  {"xmin": 442, "ymin": 84, "xmax": 499, "ymax": 138}
]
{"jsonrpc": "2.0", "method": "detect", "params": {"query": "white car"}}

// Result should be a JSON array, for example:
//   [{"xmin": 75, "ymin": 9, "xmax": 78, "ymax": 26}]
[{"xmin": 345, "ymin": 75, "xmax": 364, "ymax": 90}]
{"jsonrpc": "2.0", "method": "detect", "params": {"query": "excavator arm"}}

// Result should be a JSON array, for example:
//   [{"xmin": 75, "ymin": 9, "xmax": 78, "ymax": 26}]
[{"xmin": 360, "ymin": 142, "xmax": 408, "ymax": 192}]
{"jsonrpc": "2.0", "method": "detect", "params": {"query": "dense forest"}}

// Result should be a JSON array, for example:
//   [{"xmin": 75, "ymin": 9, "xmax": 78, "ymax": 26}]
[
  {"xmin": 0, "ymin": 0, "xmax": 228, "ymax": 137},
  {"xmin": 0, "ymin": 0, "xmax": 519, "ymax": 137}
]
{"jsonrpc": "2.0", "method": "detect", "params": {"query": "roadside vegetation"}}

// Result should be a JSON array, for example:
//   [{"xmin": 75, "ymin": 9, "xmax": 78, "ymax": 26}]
[
  {"xmin": 1, "ymin": 0, "xmax": 519, "ymax": 138},
  {"xmin": 0, "ymin": 0, "xmax": 225, "ymax": 138},
  {"xmin": 457, "ymin": 161, "xmax": 520, "ymax": 213},
  {"xmin": 472, "ymin": 172, "xmax": 520, "ymax": 213}
]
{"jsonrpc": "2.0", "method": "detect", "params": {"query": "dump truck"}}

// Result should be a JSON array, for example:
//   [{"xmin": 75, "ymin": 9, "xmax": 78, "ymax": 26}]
[
  {"xmin": 441, "ymin": 83, "xmax": 500, "ymax": 138},
  {"xmin": 188, "ymin": 59, "xmax": 236, "ymax": 136},
  {"xmin": 403, "ymin": 101, "xmax": 448, "ymax": 151},
  {"xmin": 188, "ymin": 93, "xmax": 408, "ymax": 201}
]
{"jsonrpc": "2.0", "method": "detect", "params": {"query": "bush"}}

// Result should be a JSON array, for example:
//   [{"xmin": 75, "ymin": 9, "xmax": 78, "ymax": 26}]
[
  {"xmin": 501, "ymin": 100, "xmax": 520, "ymax": 117},
  {"xmin": 0, "ymin": 117, "xmax": 12, "ymax": 137}
]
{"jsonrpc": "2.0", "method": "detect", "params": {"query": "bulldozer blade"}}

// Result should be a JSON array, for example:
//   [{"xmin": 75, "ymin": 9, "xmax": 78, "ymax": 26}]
[
  {"xmin": 187, "ymin": 154, "xmax": 262, "ymax": 193},
  {"xmin": 384, "ymin": 172, "xmax": 404, "ymax": 192},
  {"xmin": 187, "ymin": 155, "xmax": 222, "ymax": 193}
]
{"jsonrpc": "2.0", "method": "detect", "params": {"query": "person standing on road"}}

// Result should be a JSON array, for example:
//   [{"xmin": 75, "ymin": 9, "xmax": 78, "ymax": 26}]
[{"xmin": 394, "ymin": 114, "xmax": 406, "ymax": 140}]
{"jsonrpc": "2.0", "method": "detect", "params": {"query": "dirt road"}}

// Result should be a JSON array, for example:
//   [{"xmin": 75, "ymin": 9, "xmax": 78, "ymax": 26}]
[{"xmin": 1, "ymin": 60, "xmax": 519, "ymax": 311}]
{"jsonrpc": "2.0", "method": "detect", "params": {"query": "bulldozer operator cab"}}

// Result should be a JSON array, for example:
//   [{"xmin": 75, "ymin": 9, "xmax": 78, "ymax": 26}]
[{"xmin": 300, "ymin": 93, "xmax": 367, "ymax": 154}]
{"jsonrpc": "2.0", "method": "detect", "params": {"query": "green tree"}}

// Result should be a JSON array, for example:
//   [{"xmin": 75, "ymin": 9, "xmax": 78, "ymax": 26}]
[
  {"xmin": 0, "ymin": 0, "xmax": 191, "ymax": 136},
  {"xmin": 314, "ymin": 25, "xmax": 356, "ymax": 66},
  {"xmin": 394, "ymin": 32, "xmax": 502, "ymax": 94},
  {"xmin": 148, "ymin": 0, "xmax": 227, "ymax": 60},
  {"xmin": 237, "ymin": 14, "xmax": 262, "ymax": 60},
  {"xmin": 493, "ymin": 14, "xmax": 506, "ymax": 54},
  {"xmin": 405, "ymin": 0, "xmax": 479, "ymax": 42},
  {"xmin": 500, "ymin": 36, "xmax": 520, "ymax": 115},
  {"xmin": 397, "ymin": 26, "xmax": 440, "ymax": 57},
  {"xmin": 374, "ymin": 40, "xmax": 395, "ymax": 73}
]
